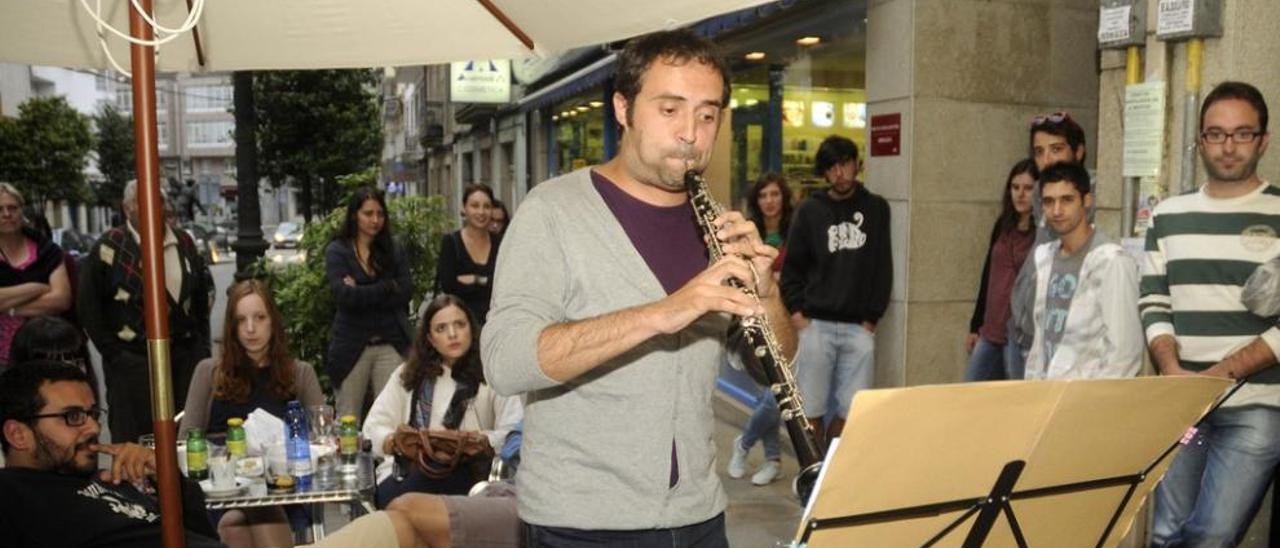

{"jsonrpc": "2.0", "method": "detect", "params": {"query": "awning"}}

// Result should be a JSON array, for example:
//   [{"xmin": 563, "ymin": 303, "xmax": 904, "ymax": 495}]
[
  {"xmin": 514, "ymin": 54, "xmax": 617, "ymax": 113},
  {"xmin": 508, "ymin": 0, "xmax": 803, "ymax": 115}
]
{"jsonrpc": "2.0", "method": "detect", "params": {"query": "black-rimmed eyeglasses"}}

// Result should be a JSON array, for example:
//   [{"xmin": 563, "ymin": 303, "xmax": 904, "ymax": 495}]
[
  {"xmin": 1201, "ymin": 128, "xmax": 1266, "ymax": 144},
  {"xmin": 27, "ymin": 406, "xmax": 106, "ymax": 427}
]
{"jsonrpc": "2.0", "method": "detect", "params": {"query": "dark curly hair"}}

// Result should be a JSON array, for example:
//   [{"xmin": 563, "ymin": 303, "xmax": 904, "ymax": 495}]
[
  {"xmin": 614, "ymin": 29, "xmax": 731, "ymax": 128},
  {"xmin": 400, "ymin": 294, "xmax": 484, "ymax": 392}
]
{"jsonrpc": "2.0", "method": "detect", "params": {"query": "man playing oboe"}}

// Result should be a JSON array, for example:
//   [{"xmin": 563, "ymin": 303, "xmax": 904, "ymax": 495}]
[{"xmin": 482, "ymin": 29, "xmax": 796, "ymax": 547}]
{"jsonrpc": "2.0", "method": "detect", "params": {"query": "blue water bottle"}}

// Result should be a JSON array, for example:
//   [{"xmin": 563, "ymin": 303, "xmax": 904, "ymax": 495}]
[{"xmin": 284, "ymin": 401, "xmax": 313, "ymax": 490}]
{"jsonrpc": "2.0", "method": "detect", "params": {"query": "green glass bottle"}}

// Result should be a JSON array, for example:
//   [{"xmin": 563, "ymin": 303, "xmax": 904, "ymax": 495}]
[
  {"xmin": 226, "ymin": 418, "xmax": 247, "ymax": 459},
  {"xmin": 339, "ymin": 415, "xmax": 359, "ymax": 465},
  {"xmin": 187, "ymin": 428, "xmax": 209, "ymax": 480}
]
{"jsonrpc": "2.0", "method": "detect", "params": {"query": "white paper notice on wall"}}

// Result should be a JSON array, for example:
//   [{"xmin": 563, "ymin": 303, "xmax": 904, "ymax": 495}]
[
  {"xmin": 1098, "ymin": 5, "xmax": 1131, "ymax": 43},
  {"xmin": 1123, "ymin": 82, "xmax": 1167, "ymax": 178},
  {"xmin": 1157, "ymin": 0, "xmax": 1195, "ymax": 35}
]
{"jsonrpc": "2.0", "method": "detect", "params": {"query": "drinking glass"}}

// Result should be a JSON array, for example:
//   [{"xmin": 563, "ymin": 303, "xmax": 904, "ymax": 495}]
[
  {"xmin": 209, "ymin": 446, "xmax": 236, "ymax": 490},
  {"xmin": 307, "ymin": 405, "xmax": 336, "ymax": 445}
]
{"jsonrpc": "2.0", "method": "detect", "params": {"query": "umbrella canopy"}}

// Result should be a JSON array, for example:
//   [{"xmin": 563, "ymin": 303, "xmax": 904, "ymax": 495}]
[{"xmin": 1, "ymin": 0, "xmax": 773, "ymax": 72}]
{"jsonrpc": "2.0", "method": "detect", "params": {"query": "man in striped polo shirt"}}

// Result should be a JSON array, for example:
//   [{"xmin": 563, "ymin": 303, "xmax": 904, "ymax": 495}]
[{"xmin": 1142, "ymin": 81, "xmax": 1279, "ymax": 547}]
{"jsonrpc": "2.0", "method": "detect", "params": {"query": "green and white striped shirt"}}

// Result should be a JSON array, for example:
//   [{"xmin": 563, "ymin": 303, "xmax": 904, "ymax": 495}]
[{"xmin": 1141, "ymin": 181, "xmax": 1280, "ymax": 407}]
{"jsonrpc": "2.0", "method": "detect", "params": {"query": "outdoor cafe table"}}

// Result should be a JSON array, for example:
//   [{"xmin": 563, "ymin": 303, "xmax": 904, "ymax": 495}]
[{"xmin": 204, "ymin": 487, "xmax": 375, "ymax": 541}]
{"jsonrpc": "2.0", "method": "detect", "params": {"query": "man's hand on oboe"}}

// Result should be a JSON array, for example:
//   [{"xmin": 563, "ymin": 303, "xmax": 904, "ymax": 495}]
[{"xmin": 713, "ymin": 211, "xmax": 779, "ymax": 298}]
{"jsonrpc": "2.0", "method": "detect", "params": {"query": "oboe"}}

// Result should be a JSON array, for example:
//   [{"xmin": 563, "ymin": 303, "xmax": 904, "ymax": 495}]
[{"xmin": 684, "ymin": 170, "xmax": 824, "ymax": 502}]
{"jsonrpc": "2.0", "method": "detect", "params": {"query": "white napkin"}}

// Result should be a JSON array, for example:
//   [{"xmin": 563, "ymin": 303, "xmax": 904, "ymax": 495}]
[{"xmin": 243, "ymin": 408, "xmax": 285, "ymax": 456}]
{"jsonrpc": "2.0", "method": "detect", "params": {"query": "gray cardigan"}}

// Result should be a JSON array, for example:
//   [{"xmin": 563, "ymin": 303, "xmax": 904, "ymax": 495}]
[{"xmin": 481, "ymin": 168, "xmax": 729, "ymax": 530}]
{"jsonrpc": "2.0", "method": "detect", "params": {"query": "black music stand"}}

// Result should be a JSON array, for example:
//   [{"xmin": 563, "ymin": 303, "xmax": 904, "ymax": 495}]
[{"xmin": 793, "ymin": 377, "xmax": 1234, "ymax": 547}]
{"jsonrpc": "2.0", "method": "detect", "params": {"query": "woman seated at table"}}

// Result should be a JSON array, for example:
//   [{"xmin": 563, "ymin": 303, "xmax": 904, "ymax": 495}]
[
  {"xmin": 179, "ymin": 278, "xmax": 326, "ymax": 548},
  {"xmin": 364, "ymin": 293, "xmax": 522, "ymax": 508}
]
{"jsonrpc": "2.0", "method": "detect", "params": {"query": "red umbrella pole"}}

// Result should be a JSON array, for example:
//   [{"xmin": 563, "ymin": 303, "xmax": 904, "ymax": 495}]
[{"xmin": 128, "ymin": 0, "xmax": 185, "ymax": 546}]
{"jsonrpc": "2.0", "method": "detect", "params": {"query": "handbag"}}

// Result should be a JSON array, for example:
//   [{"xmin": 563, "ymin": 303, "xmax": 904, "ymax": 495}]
[{"xmin": 390, "ymin": 425, "xmax": 494, "ymax": 482}]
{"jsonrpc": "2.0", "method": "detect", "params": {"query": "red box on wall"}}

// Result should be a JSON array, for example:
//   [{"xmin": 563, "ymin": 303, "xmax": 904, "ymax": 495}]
[{"xmin": 870, "ymin": 113, "xmax": 901, "ymax": 157}]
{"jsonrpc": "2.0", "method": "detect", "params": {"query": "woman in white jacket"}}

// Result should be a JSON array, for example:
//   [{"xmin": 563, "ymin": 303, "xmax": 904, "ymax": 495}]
[{"xmin": 363, "ymin": 294, "xmax": 522, "ymax": 508}]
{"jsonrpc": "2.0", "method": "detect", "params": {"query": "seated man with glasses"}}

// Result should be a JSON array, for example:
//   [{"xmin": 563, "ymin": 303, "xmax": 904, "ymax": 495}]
[
  {"xmin": 0, "ymin": 360, "xmax": 225, "ymax": 547},
  {"xmin": 0, "ymin": 360, "xmax": 518, "ymax": 547}
]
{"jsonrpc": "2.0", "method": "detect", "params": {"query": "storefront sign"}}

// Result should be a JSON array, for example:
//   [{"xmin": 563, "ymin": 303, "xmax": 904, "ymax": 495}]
[
  {"xmin": 450, "ymin": 59, "xmax": 511, "ymax": 104},
  {"xmin": 1123, "ymin": 82, "xmax": 1166, "ymax": 178},
  {"xmin": 869, "ymin": 113, "xmax": 901, "ymax": 157}
]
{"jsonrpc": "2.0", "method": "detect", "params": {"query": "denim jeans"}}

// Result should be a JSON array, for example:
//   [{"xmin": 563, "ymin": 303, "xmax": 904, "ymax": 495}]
[
  {"xmin": 739, "ymin": 389, "xmax": 781, "ymax": 461},
  {"xmin": 794, "ymin": 319, "xmax": 875, "ymax": 418},
  {"xmin": 1151, "ymin": 405, "xmax": 1280, "ymax": 548},
  {"xmin": 526, "ymin": 512, "xmax": 728, "ymax": 547},
  {"xmin": 964, "ymin": 336, "xmax": 1025, "ymax": 381}
]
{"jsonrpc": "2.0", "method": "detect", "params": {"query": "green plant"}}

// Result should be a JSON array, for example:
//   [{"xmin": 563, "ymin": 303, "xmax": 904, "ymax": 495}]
[{"xmin": 258, "ymin": 193, "xmax": 451, "ymax": 391}]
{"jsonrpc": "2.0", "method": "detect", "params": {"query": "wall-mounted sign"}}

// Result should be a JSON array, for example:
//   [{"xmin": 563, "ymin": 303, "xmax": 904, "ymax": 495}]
[
  {"xmin": 870, "ymin": 113, "xmax": 901, "ymax": 157},
  {"xmin": 450, "ymin": 59, "xmax": 511, "ymax": 104},
  {"xmin": 1123, "ymin": 82, "xmax": 1167, "ymax": 178},
  {"xmin": 1156, "ymin": 0, "xmax": 1194, "ymax": 36},
  {"xmin": 1098, "ymin": 5, "xmax": 1131, "ymax": 43}
]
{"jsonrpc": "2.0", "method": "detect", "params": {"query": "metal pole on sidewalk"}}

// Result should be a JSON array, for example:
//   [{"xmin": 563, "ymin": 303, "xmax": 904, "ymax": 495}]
[{"xmin": 127, "ymin": 0, "xmax": 186, "ymax": 545}]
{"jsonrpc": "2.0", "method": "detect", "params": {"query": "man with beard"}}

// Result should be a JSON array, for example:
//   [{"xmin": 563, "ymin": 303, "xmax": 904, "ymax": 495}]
[
  {"xmin": 482, "ymin": 29, "xmax": 795, "ymax": 546},
  {"xmin": 0, "ymin": 361, "xmax": 523, "ymax": 547},
  {"xmin": 1142, "ymin": 81, "xmax": 1280, "ymax": 546},
  {"xmin": 0, "ymin": 360, "xmax": 225, "ymax": 547},
  {"xmin": 780, "ymin": 135, "xmax": 892, "ymax": 448}
]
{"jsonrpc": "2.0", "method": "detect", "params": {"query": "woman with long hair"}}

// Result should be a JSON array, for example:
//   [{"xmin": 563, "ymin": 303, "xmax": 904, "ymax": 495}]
[
  {"xmin": 964, "ymin": 159, "xmax": 1038, "ymax": 381},
  {"xmin": 0, "ymin": 183, "xmax": 71, "ymax": 369},
  {"xmin": 325, "ymin": 186, "xmax": 413, "ymax": 420},
  {"xmin": 436, "ymin": 184, "xmax": 501, "ymax": 323},
  {"xmin": 364, "ymin": 293, "xmax": 522, "ymax": 508},
  {"xmin": 727, "ymin": 173, "xmax": 793, "ymax": 486},
  {"xmin": 179, "ymin": 279, "xmax": 325, "ymax": 548}
]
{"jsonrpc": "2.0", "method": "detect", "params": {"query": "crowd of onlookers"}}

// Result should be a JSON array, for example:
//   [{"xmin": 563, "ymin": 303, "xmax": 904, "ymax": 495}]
[{"xmin": 0, "ymin": 32, "xmax": 1275, "ymax": 545}]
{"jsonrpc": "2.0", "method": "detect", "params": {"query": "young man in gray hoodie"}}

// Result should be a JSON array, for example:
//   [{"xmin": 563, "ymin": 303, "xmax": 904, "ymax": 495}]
[{"xmin": 481, "ymin": 30, "xmax": 796, "ymax": 546}]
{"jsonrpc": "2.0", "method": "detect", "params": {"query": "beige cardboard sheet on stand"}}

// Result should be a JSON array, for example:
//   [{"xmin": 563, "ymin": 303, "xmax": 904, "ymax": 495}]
[{"xmin": 795, "ymin": 377, "xmax": 1231, "ymax": 547}]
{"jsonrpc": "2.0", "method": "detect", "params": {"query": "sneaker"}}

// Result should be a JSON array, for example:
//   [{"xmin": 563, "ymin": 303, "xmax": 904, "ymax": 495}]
[
  {"xmin": 752, "ymin": 460, "xmax": 781, "ymax": 486},
  {"xmin": 728, "ymin": 435, "xmax": 749, "ymax": 479}
]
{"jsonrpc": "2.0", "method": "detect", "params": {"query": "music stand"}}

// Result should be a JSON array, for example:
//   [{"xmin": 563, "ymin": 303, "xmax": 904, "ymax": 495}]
[{"xmin": 794, "ymin": 377, "xmax": 1233, "ymax": 547}]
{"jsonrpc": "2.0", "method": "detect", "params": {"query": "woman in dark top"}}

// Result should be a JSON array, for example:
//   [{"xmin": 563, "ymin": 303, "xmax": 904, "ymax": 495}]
[
  {"xmin": 0, "ymin": 183, "xmax": 71, "ymax": 369},
  {"xmin": 964, "ymin": 159, "xmax": 1038, "ymax": 381},
  {"xmin": 178, "ymin": 279, "xmax": 323, "ymax": 548},
  {"xmin": 436, "ymin": 183, "xmax": 501, "ymax": 323},
  {"xmin": 325, "ymin": 187, "xmax": 413, "ymax": 420}
]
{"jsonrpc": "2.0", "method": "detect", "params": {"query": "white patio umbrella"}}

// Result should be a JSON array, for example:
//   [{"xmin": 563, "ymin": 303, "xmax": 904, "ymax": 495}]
[
  {"xmin": 0, "ymin": 1, "xmax": 771, "ymax": 546},
  {"xmin": 1, "ymin": 0, "xmax": 772, "ymax": 72}
]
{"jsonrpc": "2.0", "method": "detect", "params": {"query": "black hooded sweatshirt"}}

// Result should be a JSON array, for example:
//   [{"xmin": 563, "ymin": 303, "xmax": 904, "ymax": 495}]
[{"xmin": 780, "ymin": 184, "xmax": 892, "ymax": 324}]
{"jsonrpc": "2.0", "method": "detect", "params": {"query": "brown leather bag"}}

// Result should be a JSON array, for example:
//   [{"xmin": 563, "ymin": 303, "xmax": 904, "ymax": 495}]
[{"xmin": 390, "ymin": 425, "xmax": 494, "ymax": 481}]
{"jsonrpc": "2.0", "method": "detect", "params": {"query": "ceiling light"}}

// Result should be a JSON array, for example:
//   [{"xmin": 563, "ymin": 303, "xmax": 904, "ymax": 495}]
[
  {"xmin": 588, "ymin": 100, "xmax": 604, "ymax": 108},
  {"xmin": 575, "ymin": 105, "xmax": 590, "ymax": 112},
  {"xmin": 560, "ymin": 111, "xmax": 570, "ymax": 118},
  {"xmin": 744, "ymin": 51, "xmax": 766, "ymax": 61},
  {"xmin": 796, "ymin": 36, "xmax": 821, "ymax": 46},
  {"xmin": 552, "ymin": 115, "xmax": 559, "ymax": 121}
]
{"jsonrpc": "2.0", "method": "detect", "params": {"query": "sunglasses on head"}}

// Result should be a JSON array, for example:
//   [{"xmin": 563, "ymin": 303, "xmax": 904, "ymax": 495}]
[{"xmin": 1030, "ymin": 111, "xmax": 1072, "ymax": 128}]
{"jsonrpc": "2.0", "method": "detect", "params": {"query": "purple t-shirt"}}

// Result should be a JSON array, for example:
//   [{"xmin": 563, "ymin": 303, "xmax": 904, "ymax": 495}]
[
  {"xmin": 591, "ymin": 170, "xmax": 708, "ymax": 487},
  {"xmin": 591, "ymin": 170, "xmax": 706, "ymax": 294}
]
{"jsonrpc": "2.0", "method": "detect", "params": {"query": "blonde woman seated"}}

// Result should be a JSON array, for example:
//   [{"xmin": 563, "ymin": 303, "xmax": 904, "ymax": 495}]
[
  {"xmin": 179, "ymin": 279, "xmax": 325, "ymax": 548},
  {"xmin": 364, "ymin": 294, "xmax": 522, "ymax": 508}
]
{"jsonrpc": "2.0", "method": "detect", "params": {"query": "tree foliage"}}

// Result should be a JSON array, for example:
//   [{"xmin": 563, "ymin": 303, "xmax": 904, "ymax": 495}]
[
  {"xmin": 93, "ymin": 104, "xmax": 135, "ymax": 206},
  {"xmin": 254, "ymin": 69, "xmax": 383, "ymax": 222},
  {"xmin": 0, "ymin": 96, "xmax": 94, "ymax": 206},
  {"xmin": 258, "ymin": 192, "xmax": 451, "ymax": 388}
]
